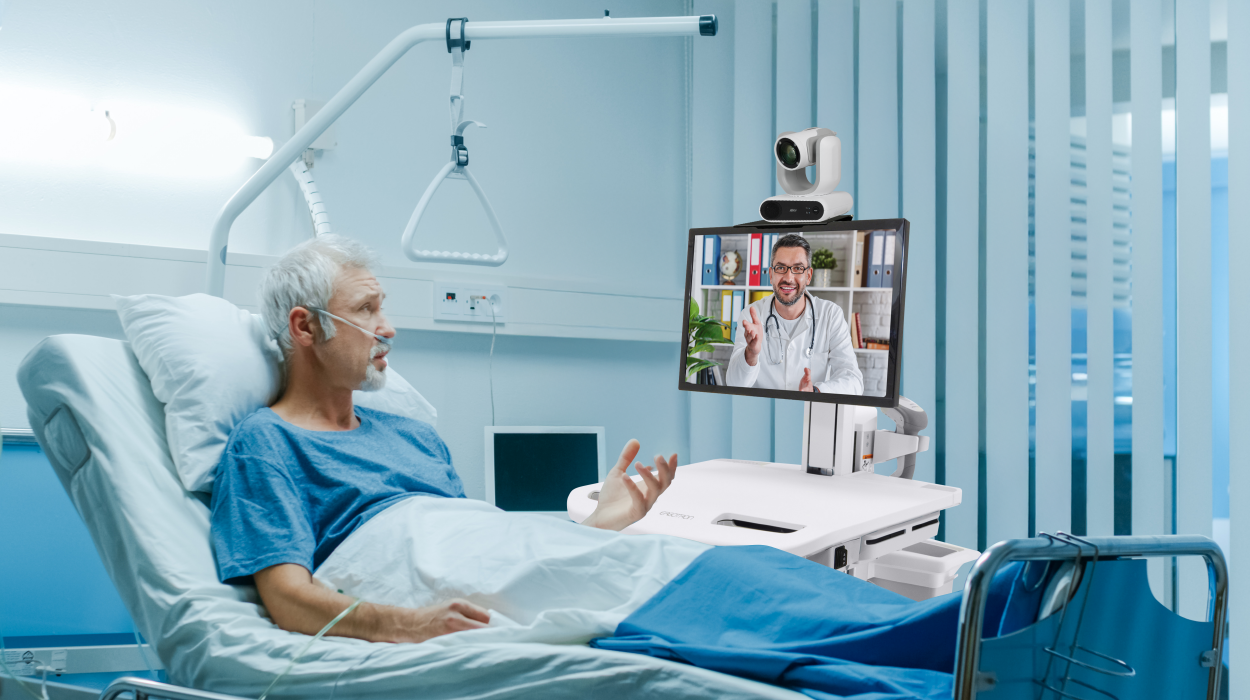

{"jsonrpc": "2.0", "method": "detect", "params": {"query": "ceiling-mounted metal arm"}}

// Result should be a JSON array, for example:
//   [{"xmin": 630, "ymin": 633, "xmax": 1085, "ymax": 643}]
[{"xmin": 205, "ymin": 14, "xmax": 718, "ymax": 297}]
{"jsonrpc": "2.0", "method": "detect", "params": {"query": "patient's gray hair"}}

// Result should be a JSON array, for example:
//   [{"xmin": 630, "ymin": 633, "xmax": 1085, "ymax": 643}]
[{"xmin": 261, "ymin": 234, "xmax": 379, "ymax": 361}]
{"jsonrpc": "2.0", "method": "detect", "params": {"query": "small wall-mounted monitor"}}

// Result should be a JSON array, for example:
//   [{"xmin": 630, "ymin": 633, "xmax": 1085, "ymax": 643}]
[
  {"xmin": 485, "ymin": 426, "xmax": 606, "ymax": 515},
  {"xmin": 680, "ymin": 219, "xmax": 909, "ymax": 408}
]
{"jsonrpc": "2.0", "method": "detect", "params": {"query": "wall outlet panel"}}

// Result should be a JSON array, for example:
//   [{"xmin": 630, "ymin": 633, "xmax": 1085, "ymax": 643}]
[{"xmin": 434, "ymin": 283, "xmax": 507, "ymax": 323}]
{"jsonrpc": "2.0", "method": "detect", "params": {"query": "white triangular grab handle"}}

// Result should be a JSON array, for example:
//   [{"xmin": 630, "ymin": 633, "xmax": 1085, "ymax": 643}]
[{"xmin": 401, "ymin": 121, "xmax": 509, "ymax": 266}]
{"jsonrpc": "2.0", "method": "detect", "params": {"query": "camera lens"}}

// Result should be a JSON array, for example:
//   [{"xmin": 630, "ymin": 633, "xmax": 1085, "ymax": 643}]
[
  {"xmin": 760, "ymin": 201, "xmax": 781, "ymax": 219},
  {"xmin": 775, "ymin": 138, "xmax": 800, "ymax": 169}
]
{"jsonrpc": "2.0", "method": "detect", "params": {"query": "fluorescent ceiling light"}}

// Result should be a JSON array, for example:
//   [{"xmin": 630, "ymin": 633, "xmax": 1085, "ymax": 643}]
[{"xmin": 0, "ymin": 83, "xmax": 272, "ymax": 177}]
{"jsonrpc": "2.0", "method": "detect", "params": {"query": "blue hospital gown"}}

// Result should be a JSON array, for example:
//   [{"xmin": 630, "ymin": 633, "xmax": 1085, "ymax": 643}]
[{"xmin": 210, "ymin": 406, "xmax": 465, "ymax": 584}]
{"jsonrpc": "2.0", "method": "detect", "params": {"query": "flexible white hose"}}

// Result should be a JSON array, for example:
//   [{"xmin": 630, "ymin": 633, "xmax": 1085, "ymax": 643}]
[{"xmin": 289, "ymin": 159, "xmax": 333, "ymax": 236}]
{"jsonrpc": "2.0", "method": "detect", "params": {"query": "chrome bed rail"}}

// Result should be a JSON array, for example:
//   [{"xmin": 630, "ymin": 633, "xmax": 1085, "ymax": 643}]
[{"xmin": 952, "ymin": 534, "xmax": 1227, "ymax": 700}]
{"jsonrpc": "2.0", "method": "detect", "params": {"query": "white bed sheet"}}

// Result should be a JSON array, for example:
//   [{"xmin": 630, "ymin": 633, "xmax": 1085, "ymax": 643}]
[
  {"xmin": 314, "ymin": 495, "xmax": 710, "ymax": 647},
  {"xmin": 16, "ymin": 335, "xmax": 805, "ymax": 700}
]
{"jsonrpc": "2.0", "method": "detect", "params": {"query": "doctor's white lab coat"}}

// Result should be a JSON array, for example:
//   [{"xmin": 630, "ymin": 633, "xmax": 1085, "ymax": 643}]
[{"xmin": 725, "ymin": 294, "xmax": 864, "ymax": 395}]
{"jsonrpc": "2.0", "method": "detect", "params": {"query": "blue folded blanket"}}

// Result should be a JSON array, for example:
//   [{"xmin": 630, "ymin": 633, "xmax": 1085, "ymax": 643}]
[{"xmin": 591, "ymin": 545, "xmax": 1040, "ymax": 700}]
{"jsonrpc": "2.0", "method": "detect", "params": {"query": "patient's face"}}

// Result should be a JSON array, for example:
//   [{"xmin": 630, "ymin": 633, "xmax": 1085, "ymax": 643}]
[{"xmin": 319, "ymin": 267, "xmax": 395, "ymax": 392}]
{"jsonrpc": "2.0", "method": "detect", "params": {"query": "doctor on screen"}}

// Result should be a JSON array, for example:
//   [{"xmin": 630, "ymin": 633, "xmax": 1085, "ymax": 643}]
[{"xmin": 725, "ymin": 234, "xmax": 864, "ymax": 395}]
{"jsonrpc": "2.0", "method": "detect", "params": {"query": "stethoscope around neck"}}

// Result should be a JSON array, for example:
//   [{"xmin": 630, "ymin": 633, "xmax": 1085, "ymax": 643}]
[{"xmin": 763, "ymin": 293, "xmax": 816, "ymax": 365}]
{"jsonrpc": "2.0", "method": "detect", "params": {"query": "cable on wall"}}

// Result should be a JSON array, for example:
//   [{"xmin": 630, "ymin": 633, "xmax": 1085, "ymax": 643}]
[
  {"xmin": 289, "ymin": 159, "xmax": 333, "ymax": 236},
  {"xmin": 472, "ymin": 295, "xmax": 498, "ymax": 426}
]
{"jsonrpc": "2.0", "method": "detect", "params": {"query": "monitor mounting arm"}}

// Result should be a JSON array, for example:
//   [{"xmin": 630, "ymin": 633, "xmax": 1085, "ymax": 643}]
[{"xmin": 802, "ymin": 397, "xmax": 930, "ymax": 478}]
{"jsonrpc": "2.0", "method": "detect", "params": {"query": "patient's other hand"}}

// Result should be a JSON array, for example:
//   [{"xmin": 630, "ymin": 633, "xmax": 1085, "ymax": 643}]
[
  {"xmin": 401, "ymin": 599, "xmax": 491, "ymax": 643},
  {"xmin": 581, "ymin": 439, "xmax": 677, "ymax": 532},
  {"xmin": 255, "ymin": 563, "xmax": 489, "ymax": 644}
]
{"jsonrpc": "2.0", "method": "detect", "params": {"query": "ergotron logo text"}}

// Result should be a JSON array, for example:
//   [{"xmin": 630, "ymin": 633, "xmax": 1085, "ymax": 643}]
[{"xmin": 659, "ymin": 511, "xmax": 693, "ymax": 520}]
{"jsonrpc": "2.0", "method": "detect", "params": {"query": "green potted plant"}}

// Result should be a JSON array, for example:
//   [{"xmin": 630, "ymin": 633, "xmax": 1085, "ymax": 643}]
[
  {"xmin": 686, "ymin": 299, "xmax": 733, "ymax": 381},
  {"xmin": 811, "ymin": 248, "xmax": 836, "ymax": 287}
]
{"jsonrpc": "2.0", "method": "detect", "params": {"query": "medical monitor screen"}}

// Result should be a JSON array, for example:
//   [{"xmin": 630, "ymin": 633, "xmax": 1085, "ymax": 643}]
[
  {"xmin": 680, "ymin": 219, "xmax": 908, "ymax": 408},
  {"xmin": 490, "ymin": 432, "xmax": 601, "ymax": 512}
]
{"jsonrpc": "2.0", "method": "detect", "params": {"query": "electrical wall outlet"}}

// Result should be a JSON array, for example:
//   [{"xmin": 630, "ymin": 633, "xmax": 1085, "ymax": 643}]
[{"xmin": 434, "ymin": 283, "xmax": 507, "ymax": 323}]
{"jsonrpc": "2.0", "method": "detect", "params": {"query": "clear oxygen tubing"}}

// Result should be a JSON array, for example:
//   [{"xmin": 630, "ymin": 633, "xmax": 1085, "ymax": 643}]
[
  {"xmin": 132, "ymin": 628, "xmax": 158, "ymax": 680},
  {"xmin": 256, "ymin": 597, "xmax": 362, "ymax": 700},
  {"xmin": 288, "ymin": 159, "xmax": 332, "ymax": 236}
]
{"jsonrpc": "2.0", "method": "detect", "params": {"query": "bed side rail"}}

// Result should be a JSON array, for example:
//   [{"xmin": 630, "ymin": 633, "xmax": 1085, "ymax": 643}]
[
  {"xmin": 951, "ymin": 534, "xmax": 1227, "ymax": 700},
  {"xmin": 97, "ymin": 678, "xmax": 251, "ymax": 700}
]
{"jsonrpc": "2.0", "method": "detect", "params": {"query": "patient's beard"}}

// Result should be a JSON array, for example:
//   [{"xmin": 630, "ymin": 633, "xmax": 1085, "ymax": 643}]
[{"xmin": 359, "ymin": 343, "xmax": 389, "ymax": 392}]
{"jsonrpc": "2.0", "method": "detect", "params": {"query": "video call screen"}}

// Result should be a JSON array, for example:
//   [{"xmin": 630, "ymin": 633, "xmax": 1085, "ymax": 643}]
[{"xmin": 681, "ymin": 223, "xmax": 906, "ymax": 407}]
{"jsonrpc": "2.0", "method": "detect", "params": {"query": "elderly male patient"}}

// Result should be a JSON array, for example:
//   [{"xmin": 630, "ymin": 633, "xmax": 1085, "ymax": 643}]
[{"xmin": 210, "ymin": 235, "xmax": 687, "ymax": 646}]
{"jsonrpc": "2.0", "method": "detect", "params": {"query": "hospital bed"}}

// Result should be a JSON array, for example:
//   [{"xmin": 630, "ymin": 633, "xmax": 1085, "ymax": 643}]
[
  {"xmin": 14, "ymin": 334, "xmax": 808, "ymax": 700},
  {"xmin": 14, "ymin": 334, "xmax": 1228, "ymax": 700}
]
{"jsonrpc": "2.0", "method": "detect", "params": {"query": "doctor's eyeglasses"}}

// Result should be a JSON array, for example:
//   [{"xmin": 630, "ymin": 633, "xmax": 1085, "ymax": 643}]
[{"xmin": 770, "ymin": 264, "xmax": 810, "ymax": 275}]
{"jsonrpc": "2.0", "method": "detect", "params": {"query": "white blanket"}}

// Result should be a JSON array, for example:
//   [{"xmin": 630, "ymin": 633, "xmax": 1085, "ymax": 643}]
[{"xmin": 315, "ymin": 496, "xmax": 710, "ymax": 646}]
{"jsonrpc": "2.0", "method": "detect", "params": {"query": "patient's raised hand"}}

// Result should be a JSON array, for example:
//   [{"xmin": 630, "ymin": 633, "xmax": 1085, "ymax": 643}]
[{"xmin": 581, "ymin": 439, "xmax": 677, "ymax": 532}]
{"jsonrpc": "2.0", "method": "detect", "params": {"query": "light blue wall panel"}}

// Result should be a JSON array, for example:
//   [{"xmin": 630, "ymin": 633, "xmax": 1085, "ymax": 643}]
[
  {"xmin": 1129, "ymin": 0, "xmax": 1165, "ymax": 592},
  {"xmin": 0, "ymin": 445, "xmax": 137, "ymax": 636},
  {"xmin": 816, "ymin": 0, "xmax": 856, "ymax": 215},
  {"xmin": 730, "ymin": 0, "xmax": 778, "ymax": 461},
  {"xmin": 734, "ymin": 0, "xmax": 777, "ymax": 220},
  {"xmin": 731, "ymin": 395, "xmax": 775, "ymax": 462},
  {"xmin": 942, "ymin": 0, "xmax": 980, "ymax": 549},
  {"xmin": 1084, "ymin": 0, "xmax": 1115, "ymax": 536},
  {"xmin": 1032, "ymin": 0, "xmax": 1071, "ymax": 536},
  {"xmin": 900, "ymin": 0, "xmax": 936, "ymax": 484},
  {"xmin": 1174, "ymin": 0, "xmax": 1213, "ymax": 621},
  {"xmin": 773, "ymin": 398, "xmax": 805, "ymax": 465},
  {"xmin": 693, "ymin": 0, "xmax": 738, "ymax": 230},
  {"xmin": 856, "ymin": 0, "xmax": 898, "ymax": 219},
  {"xmin": 983, "ymin": 0, "xmax": 1029, "ymax": 545},
  {"xmin": 776, "ymin": 0, "xmax": 814, "ymax": 135},
  {"xmin": 691, "ymin": 391, "xmax": 735, "ymax": 463},
  {"xmin": 1226, "ymin": 0, "xmax": 1248, "ymax": 684}
]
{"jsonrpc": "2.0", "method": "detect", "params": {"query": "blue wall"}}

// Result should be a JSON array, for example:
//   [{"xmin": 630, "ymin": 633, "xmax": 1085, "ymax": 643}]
[{"xmin": 0, "ymin": 445, "xmax": 136, "ymax": 637}]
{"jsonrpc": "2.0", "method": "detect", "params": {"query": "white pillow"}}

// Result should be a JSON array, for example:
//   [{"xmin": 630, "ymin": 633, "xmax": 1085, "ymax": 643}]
[{"xmin": 114, "ymin": 293, "xmax": 436, "ymax": 493}]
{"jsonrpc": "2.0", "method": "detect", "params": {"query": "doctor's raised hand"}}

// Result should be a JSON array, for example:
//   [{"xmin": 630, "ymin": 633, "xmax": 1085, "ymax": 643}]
[
  {"xmin": 799, "ymin": 367, "xmax": 815, "ymax": 392},
  {"xmin": 581, "ymin": 439, "xmax": 677, "ymax": 531},
  {"xmin": 741, "ymin": 306, "xmax": 765, "ymax": 366}
]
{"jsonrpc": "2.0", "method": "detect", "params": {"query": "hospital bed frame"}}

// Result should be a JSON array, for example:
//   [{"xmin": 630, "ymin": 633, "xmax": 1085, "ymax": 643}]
[
  {"xmin": 952, "ymin": 533, "xmax": 1227, "ymax": 700},
  {"xmin": 6, "ymin": 534, "xmax": 1220, "ymax": 700}
]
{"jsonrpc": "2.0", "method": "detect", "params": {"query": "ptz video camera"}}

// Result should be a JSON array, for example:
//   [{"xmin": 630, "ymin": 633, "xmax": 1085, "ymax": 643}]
[{"xmin": 759, "ymin": 127, "xmax": 853, "ymax": 223}]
